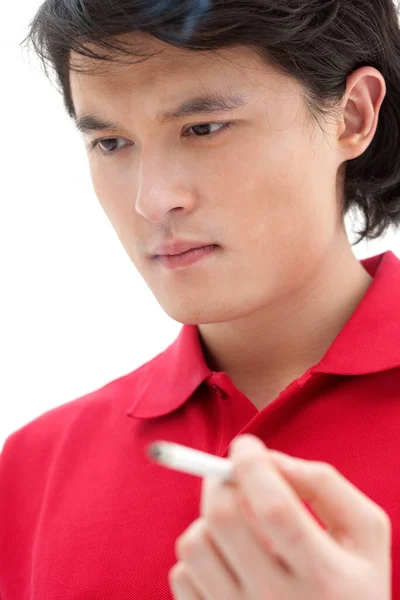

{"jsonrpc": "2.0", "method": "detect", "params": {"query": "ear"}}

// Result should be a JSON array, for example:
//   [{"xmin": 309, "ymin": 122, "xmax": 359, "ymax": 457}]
[{"xmin": 336, "ymin": 65, "xmax": 387, "ymax": 162}]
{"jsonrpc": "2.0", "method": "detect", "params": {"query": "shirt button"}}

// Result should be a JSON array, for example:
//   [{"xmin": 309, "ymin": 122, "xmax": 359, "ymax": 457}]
[{"xmin": 211, "ymin": 385, "xmax": 226, "ymax": 398}]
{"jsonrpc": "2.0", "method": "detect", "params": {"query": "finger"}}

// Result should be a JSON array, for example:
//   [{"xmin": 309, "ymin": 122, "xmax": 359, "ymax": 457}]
[
  {"xmin": 230, "ymin": 435, "xmax": 341, "ymax": 577},
  {"xmin": 175, "ymin": 517, "xmax": 242, "ymax": 599},
  {"xmin": 169, "ymin": 562, "xmax": 204, "ymax": 600},
  {"xmin": 200, "ymin": 475, "xmax": 292, "ymax": 596},
  {"xmin": 267, "ymin": 449, "xmax": 391, "ymax": 556}
]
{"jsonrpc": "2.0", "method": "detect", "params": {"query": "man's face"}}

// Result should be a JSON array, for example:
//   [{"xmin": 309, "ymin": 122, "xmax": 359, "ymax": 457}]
[{"xmin": 70, "ymin": 35, "xmax": 346, "ymax": 325}]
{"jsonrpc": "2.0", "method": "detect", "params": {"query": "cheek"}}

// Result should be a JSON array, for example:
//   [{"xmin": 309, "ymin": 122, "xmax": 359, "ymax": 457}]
[
  {"xmin": 218, "ymin": 150, "xmax": 338, "ymax": 296},
  {"xmin": 89, "ymin": 164, "xmax": 136, "ymax": 227},
  {"xmin": 241, "ymin": 147, "xmax": 337, "ymax": 248},
  {"xmin": 219, "ymin": 164, "xmax": 311, "ymax": 255},
  {"xmin": 89, "ymin": 163, "xmax": 113, "ymax": 210}
]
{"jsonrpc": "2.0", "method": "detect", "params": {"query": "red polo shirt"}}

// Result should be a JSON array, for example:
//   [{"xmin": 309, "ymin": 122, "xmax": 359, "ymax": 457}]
[{"xmin": 1, "ymin": 250, "xmax": 400, "ymax": 599}]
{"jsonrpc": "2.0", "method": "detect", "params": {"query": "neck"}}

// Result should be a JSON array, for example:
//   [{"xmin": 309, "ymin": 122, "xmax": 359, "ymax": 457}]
[{"xmin": 197, "ymin": 240, "xmax": 373, "ymax": 406}]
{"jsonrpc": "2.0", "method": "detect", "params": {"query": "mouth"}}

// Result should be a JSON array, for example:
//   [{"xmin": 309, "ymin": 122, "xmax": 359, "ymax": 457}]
[{"xmin": 154, "ymin": 244, "xmax": 219, "ymax": 269}]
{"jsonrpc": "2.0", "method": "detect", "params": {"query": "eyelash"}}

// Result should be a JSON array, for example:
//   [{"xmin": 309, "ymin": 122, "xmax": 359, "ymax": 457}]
[{"xmin": 88, "ymin": 121, "xmax": 233, "ymax": 157}]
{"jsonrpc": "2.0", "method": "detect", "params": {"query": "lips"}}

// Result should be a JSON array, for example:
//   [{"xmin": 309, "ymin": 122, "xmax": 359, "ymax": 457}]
[
  {"xmin": 152, "ymin": 241, "xmax": 217, "ymax": 257},
  {"xmin": 155, "ymin": 244, "xmax": 219, "ymax": 269}
]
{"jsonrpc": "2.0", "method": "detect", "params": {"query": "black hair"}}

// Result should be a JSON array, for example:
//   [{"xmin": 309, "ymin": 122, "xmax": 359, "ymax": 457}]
[{"xmin": 21, "ymin": 0, "xmax": 400, "ymax": 245}]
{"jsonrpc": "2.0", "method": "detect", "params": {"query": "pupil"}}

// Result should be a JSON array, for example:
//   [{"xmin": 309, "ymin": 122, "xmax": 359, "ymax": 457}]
[
  {"xmin": 102, "ymin": 139, "xmax": 118, "ymax": 151},
  {"xmin": 194, "ymin": 124, "xmax": 210, "ymax": 135}
]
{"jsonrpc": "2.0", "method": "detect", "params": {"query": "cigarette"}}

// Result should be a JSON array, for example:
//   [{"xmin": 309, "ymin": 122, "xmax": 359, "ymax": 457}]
[{"xmin": 147, "ymin": 441, "xmax": 235, "ymax": 483}]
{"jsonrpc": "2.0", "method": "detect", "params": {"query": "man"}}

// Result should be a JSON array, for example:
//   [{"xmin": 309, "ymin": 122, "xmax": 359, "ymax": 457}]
[{"xmin": 1, "ymin": 0, "xmax": 400, "ymax": 598}]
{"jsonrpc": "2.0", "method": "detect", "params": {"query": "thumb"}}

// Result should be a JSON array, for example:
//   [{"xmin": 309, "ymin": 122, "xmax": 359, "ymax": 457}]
[{"xmin": 268, "ymin": 450, "xmax": 388, "ymax": 554}]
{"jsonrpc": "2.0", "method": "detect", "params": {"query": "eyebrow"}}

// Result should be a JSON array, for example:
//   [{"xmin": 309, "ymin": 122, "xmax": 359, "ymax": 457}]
[{"xmin": 74, "ymin": 91, "xmax": 248, "ymax": 134}]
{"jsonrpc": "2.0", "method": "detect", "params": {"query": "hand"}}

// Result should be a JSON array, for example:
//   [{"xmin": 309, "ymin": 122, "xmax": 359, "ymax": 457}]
[{"xmin": 169, "ymin": 434, "xmax": 392, "ymax": 600}]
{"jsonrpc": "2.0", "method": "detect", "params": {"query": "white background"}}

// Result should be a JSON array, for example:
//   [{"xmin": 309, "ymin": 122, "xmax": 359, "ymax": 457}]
[{"xmin": 1, "ymin": 1, "xmax": 399, "ymax": 450}]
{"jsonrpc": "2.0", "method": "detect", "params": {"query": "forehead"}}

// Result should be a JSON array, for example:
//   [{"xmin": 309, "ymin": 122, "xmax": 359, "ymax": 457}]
[{"xmin": 69, "ymin": 35, "xmax": 289, "ymax": 108}]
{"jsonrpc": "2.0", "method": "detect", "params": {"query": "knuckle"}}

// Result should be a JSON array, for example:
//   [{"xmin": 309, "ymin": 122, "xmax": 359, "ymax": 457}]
[
  {"xmin": 259, "ymin": 501, "xmax": 305, "ymax": 547},
  {"xmin": 238, "ymin": 453, "xmax": 259, "ymax": 472},
  {"xmin": 207, "ymin": 498, "xmax": 238, "ymax": 529},
  {"xmin": 169, "ymin": 562, "xmax": 188, "ymax": 586},
  {"xmin": 259, "ymin": 500, "xmax": 289, "ymax": 527},
  {"xmin": 373, "ymin": 506, "xmax": 392, "ymax": 533},
  {"xmin": 176, "ymin": 521, "xmax": 207, "ymax": 560},
  {"xmin": 176, "ymin": 534, "xmax": 199, "ymax": 561},
  {"xmin": 312, "ymin": 461, "xmax": 337, "ymax": 485}
]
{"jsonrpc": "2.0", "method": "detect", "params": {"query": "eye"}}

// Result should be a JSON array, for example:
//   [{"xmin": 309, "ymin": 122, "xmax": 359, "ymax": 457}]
[
  {"xmin": 88, "ymin": 122, "xmax": 233, "ymax": 157},
  {"xmin": 183, "ymin": 121, "xmax": 233, "ymax": 139},
  {"xmin": 88, "ymin": 137, "xmax": 131, "ymax": 155}
]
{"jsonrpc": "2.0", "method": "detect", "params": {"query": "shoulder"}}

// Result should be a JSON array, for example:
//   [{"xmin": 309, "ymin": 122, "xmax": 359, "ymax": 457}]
[{"xmin": 0, "ymin": 351, "xmax": 163, "ymax": 464}]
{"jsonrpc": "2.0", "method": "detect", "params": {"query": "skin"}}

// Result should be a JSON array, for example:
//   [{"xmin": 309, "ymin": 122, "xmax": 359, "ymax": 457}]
[
  {"xmin": 170, "ymin": 434, "xmax": 391, "ymax": 599},
  {"xmin": 70, "ymin": 34, "xmax": 386, "ymax": 410}
]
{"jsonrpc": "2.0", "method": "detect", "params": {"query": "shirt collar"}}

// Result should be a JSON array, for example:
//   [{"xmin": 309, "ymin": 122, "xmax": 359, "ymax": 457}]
[{"xmin": 127, "ymin": 250, "xmax": 400, "ymax": 419}]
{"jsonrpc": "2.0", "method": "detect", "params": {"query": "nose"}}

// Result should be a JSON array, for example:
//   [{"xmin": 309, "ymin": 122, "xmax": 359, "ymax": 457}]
[{"xmin": 135, "ymin": 150, "xmax": 196, "ymax": 222}]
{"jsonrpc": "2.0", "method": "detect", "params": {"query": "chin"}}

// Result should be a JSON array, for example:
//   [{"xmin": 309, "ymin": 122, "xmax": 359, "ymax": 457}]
[{"xmin": 160, "ymin": 300, "xmax": 246, "ymax": 325}]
